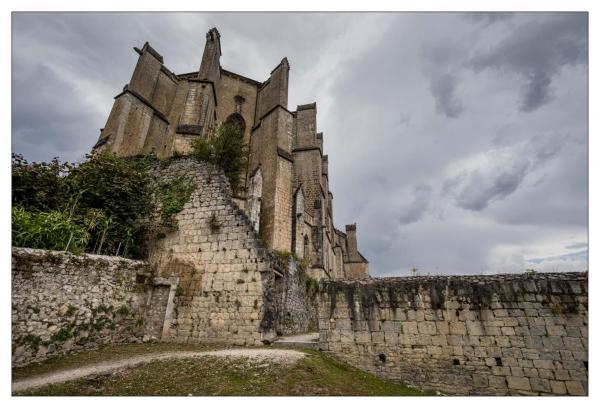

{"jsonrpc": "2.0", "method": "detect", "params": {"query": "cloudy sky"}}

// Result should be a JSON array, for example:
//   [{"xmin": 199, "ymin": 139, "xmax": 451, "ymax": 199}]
[{"xmin": 12, "ymin": 12, "xmax": 588, "ymax": 276}]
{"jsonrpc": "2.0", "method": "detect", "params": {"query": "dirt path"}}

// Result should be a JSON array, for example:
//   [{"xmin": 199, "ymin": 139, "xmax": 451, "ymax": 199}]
[{"xmin": 12, "ymin": 348, "xmax": 306, "ymax": 393}]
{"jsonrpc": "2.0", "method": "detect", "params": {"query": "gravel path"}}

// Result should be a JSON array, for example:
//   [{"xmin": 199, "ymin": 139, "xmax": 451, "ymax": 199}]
[{"xmin": 12, "ymin": 348, "xmax": 306, "ymax": 393}]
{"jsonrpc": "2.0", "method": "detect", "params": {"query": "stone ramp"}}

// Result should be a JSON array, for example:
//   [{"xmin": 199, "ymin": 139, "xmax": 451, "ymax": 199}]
[{"xmin": 273, "ymin": 332, "xmax": 319, "ymax": 350}]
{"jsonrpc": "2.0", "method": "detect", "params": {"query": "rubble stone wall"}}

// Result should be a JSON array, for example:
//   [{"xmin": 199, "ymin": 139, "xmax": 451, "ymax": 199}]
[
  {"xmin": 11, "ymin": 248, "xmax": 152, "ymax": 366},
  {"xmin": 318, "ymin": 273, "xmax": 588, "ymax": 395}
]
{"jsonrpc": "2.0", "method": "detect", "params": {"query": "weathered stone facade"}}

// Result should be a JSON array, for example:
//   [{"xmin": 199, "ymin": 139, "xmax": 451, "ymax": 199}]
[
  {"xmin": 318, "ymin": 273, "xmax": 588, "ymax": 395},
  {"xmin": 146, "ymin": 158, "xmax": 316, "ymax": 344},
  {"xmin": 93, "ymin": 27, "xmax": 368, "ymax": 280},
  {"xmin": 11, "ymin": 248, "xmax": 154, "ymax": 366}
]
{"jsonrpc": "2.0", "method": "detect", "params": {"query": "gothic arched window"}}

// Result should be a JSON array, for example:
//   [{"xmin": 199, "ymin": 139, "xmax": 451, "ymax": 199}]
[{"xmin": 224, "ymin": 112, "xmax": 246, "ymax": 136}]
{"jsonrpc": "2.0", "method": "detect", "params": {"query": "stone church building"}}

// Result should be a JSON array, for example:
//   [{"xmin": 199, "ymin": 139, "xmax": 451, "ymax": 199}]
[{"xmin": 93, "ymin": 27, "xmax": 368, "ymax": 280}]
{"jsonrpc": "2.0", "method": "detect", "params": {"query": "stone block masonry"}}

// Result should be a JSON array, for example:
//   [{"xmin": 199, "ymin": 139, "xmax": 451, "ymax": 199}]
[
  {"xmin": 11, "ymin": 248, "xmax": 154, "ymax": 367},
  {"xmin": 318, "ymin": 273, "xmax": 588, "ymax": 395},
  {"xmin": 94, "ymin": 28, "xmax": 369, "ymax": 281},
  {"xmin": 147, "ymin": 158, "xmax": 313, "ymax": 345},
  {"xmin": 11, "ymin": 157, "xmax": 317, "ymax": 368}
]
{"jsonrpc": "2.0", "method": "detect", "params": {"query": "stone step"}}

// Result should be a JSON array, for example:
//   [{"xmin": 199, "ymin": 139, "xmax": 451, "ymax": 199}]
[{"xmin": 272, "ymin": 332, "xmax": 320, "ymax": 350}]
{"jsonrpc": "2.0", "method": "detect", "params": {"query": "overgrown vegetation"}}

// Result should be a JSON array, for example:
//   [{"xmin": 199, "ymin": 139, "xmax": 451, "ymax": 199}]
[
  {"xmin": 274, "ymin": 250, "xmax": 293, "ymax": 262},
  {"xmin": 193, "ymin": 123, "xmax": 248, "ymax": 195},
  {"xmin": 12, "ymin": 123, "xmax": 247, "ymax": 258},
  {"xmin": 156, "ymin": 176, "xmax": 194, "ymax": 229},
  {"xmin": 12, "ymin": 206, "xmax": 89, "ymax": 254},
  {"xmin": 274, "ymin": 250, "xmax": 310, "ymax": 270},
  {"xmin": 11, "ymin": 154, "xmax": 71, "ymax": 212},
  {"xmin": 51, "ymin": 328, "xmax": 73, "ymax": 343},
  {"xmin": 11, "ymin": 152, "xmax": 195, "ymax": 259}
]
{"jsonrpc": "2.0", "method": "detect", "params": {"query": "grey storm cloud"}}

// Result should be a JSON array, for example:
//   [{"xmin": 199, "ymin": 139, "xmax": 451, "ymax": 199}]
[
  {"xmin": 12, "ymin": 64, "xmax": 97, "ymax": 162},
  {"xmin": 443, "ymin": 159, "xmax": 530, "ymax": 211},
  {"xmin": 396, "ymin": 183, "xmax": 433, "ymax": 224},
  {"xmin": 443, "ymin": 133, "xmax": 567, "ymax": 212},
  {"xmin": 469, "ymin": 13, "xmax": 588, "ymax": 112},
  {"xmin": 463, "ymin": 12, "xmax": 514, "ymax": 25},
  {"xmin": 12, "ymin": 12, "xmax": 588, "ymax": 276},
  {"xmin": 429, "ymin": 73, "xmax": 464, "ymax": 118}
]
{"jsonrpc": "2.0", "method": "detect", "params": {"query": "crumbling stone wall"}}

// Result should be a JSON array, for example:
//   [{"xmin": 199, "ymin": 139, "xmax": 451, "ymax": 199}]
[
  {"xmin": 318, "ymin": 273, "xmax": 588, "ymax": 395},
  {"xmin": 11, "ymin": 248, "xmax": 152, "ymax": 367},
  {"xmin": 272, "ymin": 259, "xmax": 319, "ymax": 336},
  {"xmin": 147, "ymin": 158, "xmax": 296, "ymax": 345}
]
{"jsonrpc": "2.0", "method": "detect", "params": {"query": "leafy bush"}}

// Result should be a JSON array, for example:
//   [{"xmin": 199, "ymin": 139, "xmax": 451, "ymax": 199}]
[
  {"xmin": 65, "ymin": 153, "xmax": 155, "ymax": 257},
  {"xmin": 193, "ymin": 123, "xmax": 248, "ymax": 194},
  {"xmin": 12, "ymin": 153, "xmax": 156, "ymax": 258},
  {"xmin": 12, "ymin": 151, "xmax": 199, "ymax": 258},
  {"xmin": 12, "ymin": 153, "xmax": 71, "ymax": 212},
  {"xmin": 12, "ymin": 206, "xmax": 89, "ymax": 253}
]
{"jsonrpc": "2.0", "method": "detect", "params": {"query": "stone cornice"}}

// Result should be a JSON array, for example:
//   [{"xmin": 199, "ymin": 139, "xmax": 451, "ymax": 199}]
[{"xmin": 114, "ymin": 88, "xmax": 170, "ymax": 124}]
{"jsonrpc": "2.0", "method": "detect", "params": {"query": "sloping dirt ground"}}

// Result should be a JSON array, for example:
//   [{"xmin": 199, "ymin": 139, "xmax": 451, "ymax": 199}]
[{"xmin": 13, "ymin": 348, "xmax": 305, "ymax": 393}]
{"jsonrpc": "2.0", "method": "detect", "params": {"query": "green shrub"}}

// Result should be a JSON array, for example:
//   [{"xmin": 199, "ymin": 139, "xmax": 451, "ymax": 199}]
[
  {"xmin": 12, "ymin": 151, "xmax": 202, "ymax": 259},
  {"xmin": 65, "ymin": 153, "xmax": 154, "ymax": 258},
  {"xmin": 12, "ymin": 153, "xmax": 71, "ymax": 212},
  {"xmin": 193, "ymin": 123, "xmax": 248, "ymax": 194},
  {"xmin": 18, "ymin": 334, "xmax": 42, "ymax": 351},
  {"xmin": 12, "ymin": 206, "xmax": 89, "ymax": 253},
  {"xmin": 12, "ymin": 152, "xmax": 157, "ymax": 258}
]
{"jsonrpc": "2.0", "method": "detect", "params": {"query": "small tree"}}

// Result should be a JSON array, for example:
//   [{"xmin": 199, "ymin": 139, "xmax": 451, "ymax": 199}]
[{"xmin": 193, "ymin": 122, "xmax": 248, "ymax": 194}]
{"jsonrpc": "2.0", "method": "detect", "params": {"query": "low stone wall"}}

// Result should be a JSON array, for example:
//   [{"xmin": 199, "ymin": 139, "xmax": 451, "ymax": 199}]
[
  {"xmin": 12, "ymin": 248, "xmax": 152, "ymax": 366},
  {"xmin": 318, "ymin": 273, "xmax": 588, "ymax": 395}
]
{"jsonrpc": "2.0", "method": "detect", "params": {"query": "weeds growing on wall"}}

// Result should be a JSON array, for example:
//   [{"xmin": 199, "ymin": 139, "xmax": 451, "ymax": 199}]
[
  {"xmin": 209, "ymin": 212, "xmax": 220, "ymax": 233},
  {"xmin": 305, "ymin": 276, "xmax": 320, "ymax": 300},
  {"xmin": 156, "ymin": 176, "xmax": 195, "ymax": 229},
  {"xmin": 192, "ymin": 122, "xmax": 248, "ymax": 195}
]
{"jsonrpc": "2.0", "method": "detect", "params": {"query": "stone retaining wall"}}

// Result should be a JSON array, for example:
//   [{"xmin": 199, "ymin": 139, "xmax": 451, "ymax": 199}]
[
  {"xmin": 11, "ymin": 248, "xmax": 153, "ymax": 366},
  {"xmin": 318, "ymin": 273, "xmax": 588, "ymax": 395},
  {"xmin": 147, "ymin": 158, "xmax": 313, "ymax": 345}
]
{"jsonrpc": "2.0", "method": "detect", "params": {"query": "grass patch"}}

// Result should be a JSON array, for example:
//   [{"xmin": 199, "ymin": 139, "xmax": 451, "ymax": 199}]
[
  {"xmin": 14, "ymin": 345, "xmax": 429, "ymax": 396},
  {"xmin": 12, "ymin": 342, "xmax": 224, "ymax": 382}
]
